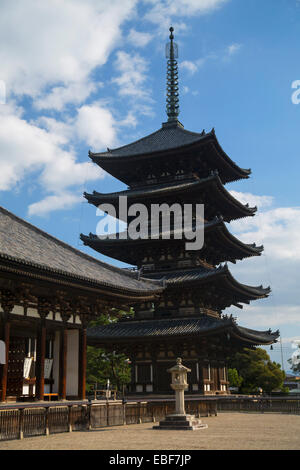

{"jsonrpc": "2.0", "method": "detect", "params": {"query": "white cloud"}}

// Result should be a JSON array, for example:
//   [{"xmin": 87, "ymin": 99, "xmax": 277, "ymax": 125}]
[
  {"xmin": 222, "ymin": 191, "xmax": 300, "ymax": 340},
  {"xmin": 229, "ymin": 190, "xmax": 274, "ymax": 209},
  {"xmin": 0, "ymin": 0, "xmax": 137, "ymax": 98},
  {"xmin": 281, "ymin": 337, "xmax": 300, "ymax": 345},
  {"xmin": 235, "ymin": 305, "xmax": 300, "ymax": 329},
  {"xmin": 180, "ymin": 61, "xmax": 199, "ymax": 75},
  {"xmin": 0, "ymin": 1, "xmax": 142, "ymax": 215},
  {"xmin": 112, "ymin": 51, "xmax": 151, "ymax": 100},
  {"xmin": 226, "ymin": 43, "xmax": 242, "ymax": 57},
  {"xmin": 231, "ymin": 206, "xmax": 300, "ymax": 260},
  {"xmin": 127, "ymin": 29, "xmax": 153, "ymax": 47},
  {"xmin": 180, "ymin": 45, "xmax": 241, "ymax": 76},
  {"xmin": 35, "ymin": 81, "xmax": 101, "ymax": 112},
  {"xmin": 144, "ymin": 0, "xmax": 229, "ymax": 27},
  {"xmin": 0, "ymin": 104, "xmax": 106, "ymax": 213},
  {"xmin": 28, "ymin": 192, "xmax": 82, "ymax": 217},
  {"xmin": 74, "ymin": 104, "xmax": 118, "ymax": 151}
]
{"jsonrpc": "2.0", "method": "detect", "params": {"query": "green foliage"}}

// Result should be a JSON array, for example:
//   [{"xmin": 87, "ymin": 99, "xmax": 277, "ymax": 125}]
[
  {"xmin": 86, "ymin": 347, "xmax": 131, "ymax": 393},
  {"xmin": 228, "ymin": 368, "xmax": 243, "ymax": 390},
  {"xmin": 228, "ymin": 347, "xmax": 286, "ymax": 394},
  {"xmin": 86, "ymin": 308, "xmax": 134, "ymax": 393}
]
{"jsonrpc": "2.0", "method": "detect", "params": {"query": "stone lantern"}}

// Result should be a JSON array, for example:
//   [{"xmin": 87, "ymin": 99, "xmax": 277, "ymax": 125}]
[
  {"xmin": 153, "ymin": 358, "xmax": 208, "ymax": 431},
  {"xmin": 168, "ymin": 358, "xmax": 190, "ymax": 415}
]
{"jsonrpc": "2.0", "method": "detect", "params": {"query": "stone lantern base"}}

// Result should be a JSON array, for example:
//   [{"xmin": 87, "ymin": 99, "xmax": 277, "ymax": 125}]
[{"xmin": 153, "ymin": 414, "xmax": 208, "ymax": 431}]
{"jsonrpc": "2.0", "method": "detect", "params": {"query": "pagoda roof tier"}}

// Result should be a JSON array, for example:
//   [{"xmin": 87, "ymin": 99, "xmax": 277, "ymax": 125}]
[
  {"xmin": 146, "ymin": 265, "xmax": 271, "ymax": 309},
  {"xmin": 84, "ymin": 173, "xmax": 257, "ymax": 222},
  {"xmin": 87, "ymin": 316, "xmax": 279, "ymax": 346},
  {"xmin": 89, "ymin": 122, "xmax": 251, "ymax": 186},
  {"xmin": 80, "ymin": 217, "xmax": 263, "ymax": 266}
]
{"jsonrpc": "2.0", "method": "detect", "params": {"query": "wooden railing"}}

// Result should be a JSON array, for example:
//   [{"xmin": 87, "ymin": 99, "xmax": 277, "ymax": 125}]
[
  {"xmin": 217, "ymin": 396, "xmax": 300, "ymax": 414},
  {"xmin": 0, "ymin": 398, "xmax": 217, "ymax": 442},
  {"xmin": 1, "ymin": 396, "xmax": 299, "ymax": 442}
]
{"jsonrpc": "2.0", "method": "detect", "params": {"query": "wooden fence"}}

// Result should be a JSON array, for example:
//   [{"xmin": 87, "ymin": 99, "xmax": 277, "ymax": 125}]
[
  {"xmin": 217, "ymin": 396, "xmax": 300, "ymax": 414},
  {"xmin": 1, "ymin": 396, "xmax": 299, "ymax": 442},
  {"xmin": 0, "ymin": 398, "xmax": 216, "ymax": 442}
]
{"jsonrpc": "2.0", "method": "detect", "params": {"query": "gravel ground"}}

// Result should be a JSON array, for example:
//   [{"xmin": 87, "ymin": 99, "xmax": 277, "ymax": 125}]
[{"xmin": 0, "ymin": 413, "xmax": 299, "ymax": 450}]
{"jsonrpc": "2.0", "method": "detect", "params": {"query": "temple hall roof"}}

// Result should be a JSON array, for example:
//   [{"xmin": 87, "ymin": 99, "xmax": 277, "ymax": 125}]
[{"xmin": 0, "ymin": 206, "xmax": 162, "ymax": 297}]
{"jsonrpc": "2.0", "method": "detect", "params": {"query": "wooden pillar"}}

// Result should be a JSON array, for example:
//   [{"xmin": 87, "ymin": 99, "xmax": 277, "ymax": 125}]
[
  {"xmin": 36, "ymin": 319, "xmax": 46, "ymax": 400},
  {"xmin": 78, "ymin": 327, "xmax": 87, "ymax": 400},
  {"xmin": 0, "ymin": 291, "xmax": 15, "ymax": 402},
  {"xmin": 1, "ymin": 317, "xmax": 10, "ymax": 402},
  {"xmin": 36, "ymin": 299, "xmax": 50, "ymax": 401},
  {"xmin": 59, "ymin": 326, "xmax": 68, "ymax": 400}
]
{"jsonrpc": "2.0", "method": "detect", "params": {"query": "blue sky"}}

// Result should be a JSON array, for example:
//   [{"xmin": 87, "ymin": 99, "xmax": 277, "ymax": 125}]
[{"xmin": 0, "ymin": 0, "xmax": 299, "ymax": 371}]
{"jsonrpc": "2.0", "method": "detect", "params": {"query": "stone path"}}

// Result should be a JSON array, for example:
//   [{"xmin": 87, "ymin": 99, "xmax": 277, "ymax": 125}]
[{"xmin": 0, "ymin": 413, "xmax": 299, "ymax": 450}]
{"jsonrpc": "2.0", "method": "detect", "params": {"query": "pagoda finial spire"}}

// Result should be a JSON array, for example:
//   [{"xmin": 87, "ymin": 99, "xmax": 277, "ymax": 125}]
[{"xmin": 166, "ymin": 26, "xmax": 179, "ymax": 123}]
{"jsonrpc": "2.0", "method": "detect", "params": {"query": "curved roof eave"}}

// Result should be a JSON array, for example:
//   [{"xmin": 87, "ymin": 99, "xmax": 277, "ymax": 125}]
[
  {"xmin": 89, "ymin": 128, "xmax": 251, "ymax": 182},
  {"xmin": 86, "ymin": 317, "xmax": 279, "ymax": 345},
  {"xmin": 80, "ymin": 218, "xmax": 263, "ymax": 262},
  {"xmin": 231, "ymin": 324, "xmax": 280, "ymax": 345},
  {"xmin": 83, "ymin": 173, "xmax": 257, "ymax": 219}
]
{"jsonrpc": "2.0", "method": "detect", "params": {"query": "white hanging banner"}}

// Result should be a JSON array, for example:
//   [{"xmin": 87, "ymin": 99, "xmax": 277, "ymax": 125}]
[
  {"xmin": 23, "ymin": 357, "xmax": 33, "ymax": 378},
  {"xmin": 0, "ymin": 340, "xmax": 5, "ymax": 364},
  {"xmin": 44, "ymin": 358, "xmax": 53, "ymax": 379}
]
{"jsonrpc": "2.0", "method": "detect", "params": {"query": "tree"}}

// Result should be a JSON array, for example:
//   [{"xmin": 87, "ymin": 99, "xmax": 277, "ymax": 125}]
[
  {"xmin": 86, "ymin": 308, "xmax": 134, "ymax": 394},
  {"xmin": 228, "ymin": 347, "xmax": 286, "ymax": 394},
  {"xmin": 228, "ymin": 368, "xmax": 243, "ymax": 390}
]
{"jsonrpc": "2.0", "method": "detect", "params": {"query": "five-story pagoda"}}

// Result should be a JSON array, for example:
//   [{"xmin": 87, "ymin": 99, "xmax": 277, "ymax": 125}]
[{"xmin": 82, "ymin": 28, "xmax": 279, "ymax": 395}]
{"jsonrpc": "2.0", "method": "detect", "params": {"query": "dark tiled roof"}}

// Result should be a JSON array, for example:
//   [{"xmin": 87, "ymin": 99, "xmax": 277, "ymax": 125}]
[
  {"xmin": 233, "ymin": 325, "xmax": 280, "ymax": 345},
  {"xmin": 149, "ymin": 266, "xmax": 220, "ymax": 284},
  {"xmin": 91, "ymin": 123, "xmax": 206, "ymax": 158},
  {"xmin": 88, "ymin": 317, "xmax": 232, "ymax": 339},
  {"xmin": 0, "ymin": 206, "xmax": 162, "ymax": 295},
  {"xmin": 81, "ymin": 218, "xmax": 221, "ymax": 246},
  {"xmin": 89, "ymin": 123, "xmax": 251, "ymax": 186},
  {"xmin": 84, "ymin": 173, "xmax": 257, "ymax": 220},
  {"xmin": 145, "ymin": 265, "xmax": 271, "ymax": 297},
  {"xmin": 80, "ymin": 217, "xmax": 263, "ymax": 266},
  {"xmin": 87, "ymin": 316, "xmax": 279, "ymax": 345}
]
